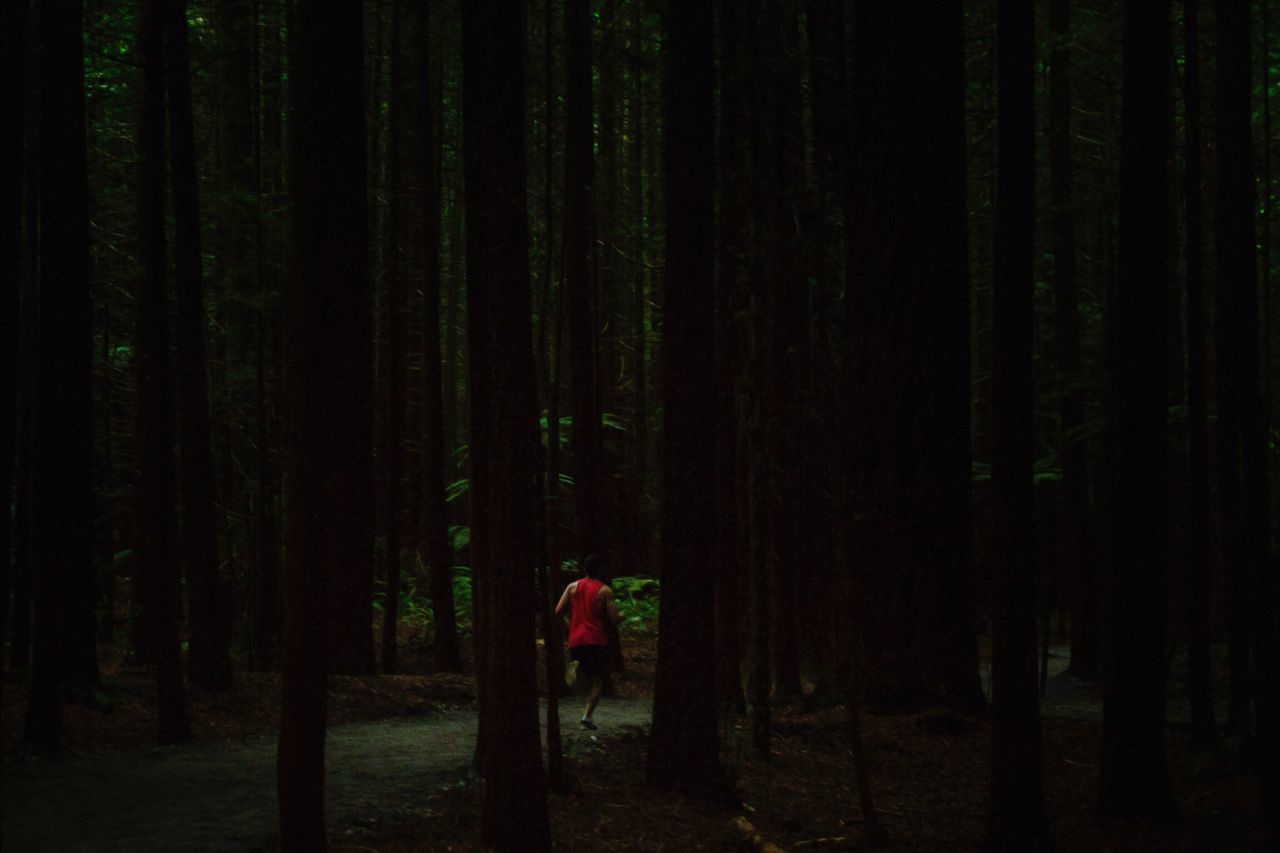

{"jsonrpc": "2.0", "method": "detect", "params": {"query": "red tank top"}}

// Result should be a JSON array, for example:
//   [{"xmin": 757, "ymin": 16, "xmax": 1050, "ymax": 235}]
[{"xmin": 567, "ymin": 578, "xmax": 608, "ymax": 648}]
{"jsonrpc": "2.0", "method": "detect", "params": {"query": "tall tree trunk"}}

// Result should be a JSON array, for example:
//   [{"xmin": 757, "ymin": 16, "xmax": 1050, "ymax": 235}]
[
  {"xmin": 1265, "ymin": 0, "xmax": 1273, "ymax": 460},
  {"xmin": 136, "ymin": 0, "xmax": 190, "ymax": 745},
  {"xmin": 804, "ymin": 0, "xmax": 849, "ymax": 702},
  {"xmin": 762, "ymin": 0, "xmax": 804, "ymax": 700},
  {"xmin": 715, "ymin": 0, "xmax": 746, "ymax": 720},
  {"xmin": 12, "ymin": 118, "xmax": 37, "ymax": 673},
  {"xmin": 381, "ymin": 0, "xmax": 406, "ymax": 675},
  {"xmin": 597, "ymin": 0, "xmax": 619, "ymax": 452},
  {"xmin": 416, "ymin": 0, "xmax": 461, "ymax": 675},
  {"xmin": 1051, "ymin": 0, "xmax": 1097, "ymax": 683},
  {"xmin": 251, "ymin": 0, "xmax": 284, "ymax": 672},
  {"xmin": 566, "ymin": 0, "xmax": 602, "ymax": 562},
  {"xmin": 278, "ymin": 0, "xmax": 370, "ymax": 843},
  {"xmin": 322, "ymin": 158, "xmax": 378, "ymax": 688},
  {"xmin": 25, "ymin": 0, "xmax": 98, "ymax": 750},
  {"xmin": 539, "ymin": 0, "xmax": 567, "ymax": 787},
  {"xmin": 0, "ymin": 0, "xmax": 28, "ymax": 670},
  {"xmin": 987, "ymin": 1, "xmax": 1049, "ymax": 847},
  {"xmin": 647, "ymin": 0, "xmax": 726, "ymax": 797},
  {"xmin": 1182, "ymin": 0, "xmax": 1215, "ymax": 753},
  {"xmin": 1217, "ymin": 0, "xmax": 1278, "ymax": 836},
  {"xmin": 466, "ymin": 22, "xmax": 494, "ymax": 769},
  {"xmin": 461, "ymin": 2, "xmax": 551, "ymax": 847},
  {"xmin": 743, "ymin": 0, "xmax": 771, "ymax": 756},
  {"xmin": 214, "ymin": 0, "xmax": 257, "ymax": 631},
  {"xmin": 170, "ymin": 0, "xmax": 231, "ymax": 691},
  {"xmin": 631, "ymin": 0, "xmax": 649, "ymax": 575},
  {"xmin": 746, "ymin": 286, "xmax": 771, "ymax": 758},
  {"xmin": 98, "ymin": 304, "xmax": 117, "ymax": 648},
  {"xmin": 444, "ymin": 196, "xmax": 461, "ymax": 466},
  {"xmin": 1098, "ymin": 0, "xmax": 1173, "ymax": 819},
  {"xmin": 846, "ymin": 0, "xmax": 978, "ymax": 713},
  {"xmin": 535, "ymin": 0, "xmax": 568, "ymax": 751},
  {"xmin": 1215, "ymin": 0, "xmax": 1252, "ymax": 738}
]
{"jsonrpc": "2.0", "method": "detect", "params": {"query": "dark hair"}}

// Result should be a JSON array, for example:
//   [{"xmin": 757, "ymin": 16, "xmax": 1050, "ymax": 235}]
[{"xmin": 583, "ymin": 553, "xmax": 602, "ymax": 579}]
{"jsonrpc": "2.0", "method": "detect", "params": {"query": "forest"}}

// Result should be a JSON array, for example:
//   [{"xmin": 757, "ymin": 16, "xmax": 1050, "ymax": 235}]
[{"xmin": 2, "ymin": 0, "xmax": 1279, "ymax": 849}]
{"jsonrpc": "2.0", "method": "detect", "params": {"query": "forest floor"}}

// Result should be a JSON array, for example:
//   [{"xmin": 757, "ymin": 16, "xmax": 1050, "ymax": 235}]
[{"xmin": 0, "ymin": 630, "xmax": 1268, "ymax": 852}]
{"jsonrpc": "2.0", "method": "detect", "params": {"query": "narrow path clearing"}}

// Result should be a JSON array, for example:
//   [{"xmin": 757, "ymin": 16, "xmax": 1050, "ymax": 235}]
[{"xmin": 3, "ymin": 699, "xmax": 653, "ymax": 852}]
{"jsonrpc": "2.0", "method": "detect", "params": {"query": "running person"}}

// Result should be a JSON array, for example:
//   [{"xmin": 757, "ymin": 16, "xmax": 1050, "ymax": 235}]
[{"xmin": 554, "ymin": 553, "xmax": 621, "ymax": 729}]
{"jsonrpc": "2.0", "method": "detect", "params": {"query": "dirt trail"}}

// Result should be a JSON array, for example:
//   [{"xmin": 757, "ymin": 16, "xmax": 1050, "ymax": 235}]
[{"xmin": 3, "ymin": 699, "xmax": 653, "ymax": 852}]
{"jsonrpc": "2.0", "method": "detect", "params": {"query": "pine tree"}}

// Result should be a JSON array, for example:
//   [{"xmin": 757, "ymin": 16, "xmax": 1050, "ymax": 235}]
[
  {"xmin": 647, "ymin": 0, "xmax": 726, "ymax": 797},
  {"xmin": 1098, "ymin": 0, "xmax": 1174, "ymax": 819},
  {"xmin": 461, "ymin": 0, "xmax": 551, "ymax": 847}
]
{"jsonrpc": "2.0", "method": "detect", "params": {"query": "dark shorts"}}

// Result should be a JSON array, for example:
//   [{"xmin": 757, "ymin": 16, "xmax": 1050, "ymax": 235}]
[{"xmin": 570, "ymin": 644, "xmax": 609, "ymax": 678}]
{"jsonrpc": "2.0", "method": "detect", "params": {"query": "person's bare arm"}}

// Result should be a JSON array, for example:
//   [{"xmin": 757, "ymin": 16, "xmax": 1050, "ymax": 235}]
[
  {"xmin": 554, "ymin": 581, "xmax": 576, "ymax": 618},
  {"xmin": 600, "ymin": 586, "xmax": 622, "ymax": 625}
]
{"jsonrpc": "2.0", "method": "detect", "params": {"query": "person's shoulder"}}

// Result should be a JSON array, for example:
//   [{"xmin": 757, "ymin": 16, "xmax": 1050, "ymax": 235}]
[{"xmin": 598, "ymin": 583, "xmax": 614, "ymax": 597}]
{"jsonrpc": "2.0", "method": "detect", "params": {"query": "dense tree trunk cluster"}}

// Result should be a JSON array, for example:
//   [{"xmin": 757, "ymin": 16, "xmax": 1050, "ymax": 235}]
[{"xmin": 3, "ymin": 0, "xmax": 1280, "ymax": 848}]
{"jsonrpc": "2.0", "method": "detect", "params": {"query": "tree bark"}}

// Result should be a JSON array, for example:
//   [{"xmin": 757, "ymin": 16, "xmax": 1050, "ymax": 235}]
[
  {"xmin": 381, "ymin": 0, "xmax": 406, "ymax": 675},
  {"xmin": 762, "ymin": 0, "xmax": 804, "ymax": 700},
  {"xmin": 987, "ymin": 0, "xmax": 1049, "ymax": 846},
  {"xmin": 631, "ymin": 0, "xmax": 649, "ymax": 576},
  {"xmin": 11, "ymin": 118, "xmax": 37, "ymax": 673},
  {"xmin": 1098, "ymin": 0, "xmax": 1173, "ymax": 819},
  {"xmin": 25, "ymin": 0, "xmax": 98, "ymax": 750},
  {"xmin": 321, "ymin": 54, "xmax": 378, "ymax": 690},
  {"xmin": 566, "ymin": 0, "xmax": 603, "ymax": 562},
  {"xmin": 742, "ymin": 0, "xmax": 771, "ymax": 756},
  {"xmin": 169, "ymin": 0, "xmax": 232, "ymax": 691},
  {"xmin": 1050, "ymin": 0, "xmax": 1097, "ymax": 683},
  {"xmin": 647, "ymin": 0, "xmax": 726, "ymax": 797},
  {"xmin": 461, "ymin": 1, "xmax": 551, "ymax": 847},
  {"xmin": 213, "ymin": 0, "xmax": 257, "ymax": 648},
  {"xmin": 1217, "ymin": 0, "xmax": 1278, "ymax": 837},
  {"xmin": 278, "ymin": 0, "xmax": 370, "ymax": 843},
  {"xmin": 846, "ymin": 0, "xmax": 979, "ymax": 713},
  {"xmin": 1182, "ymin": 0, "xmax": 1215, "ymax": 753},
  {"xmin": 415, "ymin": 0, "xmax": 461, "ymax": 675},
  {"xmin": 536, "ymin": 24, "xmax": 567, "ymax": 757},
  {"xmin": 715, "ymin": 0, "xmax": 747, "ymax": 720},
  {"xmin": 1214, "ymin": 0, "xmax": 1252, "ymax": 739},
  {"xmin": 250, "ymin": 0, "xmax": 284, "ymax": 672},
  {"xmin": 136, "ymin": 0, "xmax": 190, "ymax": 745},
  {"xmin": 0, "ymin": 0, "xmax": 28, "ymax": 670},
  {"xmin": 803, "ymin": 0, "xmax": 849, "ymax": 703}
]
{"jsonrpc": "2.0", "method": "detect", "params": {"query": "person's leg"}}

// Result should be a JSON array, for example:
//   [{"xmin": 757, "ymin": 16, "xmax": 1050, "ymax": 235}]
[{"xmin": 584, "ymin": 674, "xmax": 603, "ymax": 720}]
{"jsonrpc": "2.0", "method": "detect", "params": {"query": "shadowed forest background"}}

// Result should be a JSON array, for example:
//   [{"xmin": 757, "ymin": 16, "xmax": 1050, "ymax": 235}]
[{"xmin": 2, "ymin": 0, "xmax": 1280, "ymax": 850}]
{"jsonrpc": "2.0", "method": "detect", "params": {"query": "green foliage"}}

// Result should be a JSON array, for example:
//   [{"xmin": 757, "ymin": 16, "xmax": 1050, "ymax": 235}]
[
  {"xmin": 445, "ymin": 477, "xmax": 469, "ymax": 504},
  {"xmin": 373, "ymin": 568, "xmax": 475, "ymax": 633},
  {"xmin": 610, "ymin": 575, "xmax": 660, "ymax": 627},
  {"xmin": 538, "ymin": 412, "xmax": 628, "ymax": 445},
  {"xmin": 451, "ymin": 571, "xmax": 473, "ymax": 630}
]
